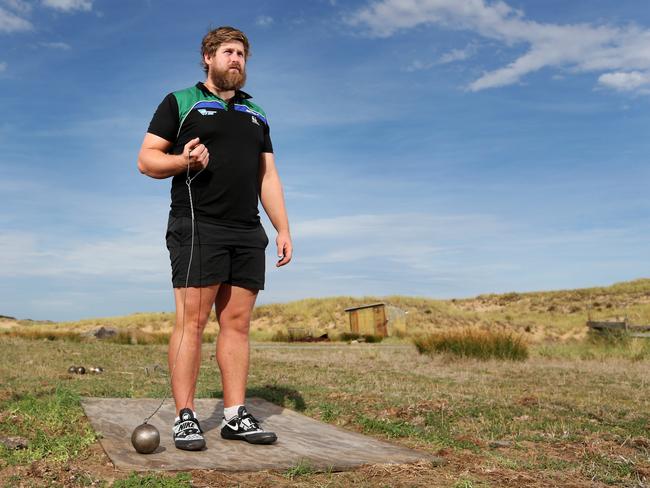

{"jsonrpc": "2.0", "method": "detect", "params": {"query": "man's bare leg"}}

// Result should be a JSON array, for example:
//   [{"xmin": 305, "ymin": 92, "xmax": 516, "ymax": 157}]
[
  {"xmin": 215, "ymin": 284, "xmax": 258, "ymax": 407},
  {"xmin": 216, "ymin": 284, "xmax": 276, "ymax": 444},
  {"xmin": 170, "ymin": 284, "xmax": 219, "ymax": 415}
]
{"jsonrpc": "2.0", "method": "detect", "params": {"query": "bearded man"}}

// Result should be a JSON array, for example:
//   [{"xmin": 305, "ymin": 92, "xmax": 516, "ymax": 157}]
[{"xmin": 137, "ymin": 26, "xmax": 292, "ymax": 451}]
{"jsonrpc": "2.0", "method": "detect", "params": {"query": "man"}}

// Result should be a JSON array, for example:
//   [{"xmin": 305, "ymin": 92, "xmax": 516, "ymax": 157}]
[{"xmin": 137, "ymin": 26, "xmax": 292, "ymax": 451}]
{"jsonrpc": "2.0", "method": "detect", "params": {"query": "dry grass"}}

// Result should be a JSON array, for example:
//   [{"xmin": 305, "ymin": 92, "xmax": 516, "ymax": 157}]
[
  {"xmin": 3, "ymin": 278, "xmax": 649, "ymax": 346},
  {"xmin": 413, "ymin": 328, "xmax": 528, "ymax": 361},
  {"xmin": 0, "ymin": 329, "xmax": 84, "ymax": 342},
  {"xmin": 1, "ymin": 338, "xmax": 649, "ymax": 487},
  {"xmin": 0, "ymin": 328, "xmax": 218, "ymax": 345},
  {"xmin": 1, "ymin": 278, "xmax": 649, "ymax": 486}
]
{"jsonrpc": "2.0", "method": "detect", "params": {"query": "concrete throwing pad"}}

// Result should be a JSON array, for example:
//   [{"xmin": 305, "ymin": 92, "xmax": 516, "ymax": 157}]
[{"xmin": 81, "ymin": 397, "xmax": 437, "ymax": 472}]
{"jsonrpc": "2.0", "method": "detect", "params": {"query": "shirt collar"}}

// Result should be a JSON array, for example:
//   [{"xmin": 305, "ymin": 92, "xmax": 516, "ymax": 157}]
[{"xmin": 196, "ymin": 82, "xmax": 252, "ymax": 101}]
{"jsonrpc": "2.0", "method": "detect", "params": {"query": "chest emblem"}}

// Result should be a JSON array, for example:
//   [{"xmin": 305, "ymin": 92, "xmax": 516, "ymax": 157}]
[
  {"xmin": 251, "ymin": 115, "xmax": 260, "ymax": 126},
  {"xmin": 198, "ymin": 109, "xmax": 218, "ymax": 116}
]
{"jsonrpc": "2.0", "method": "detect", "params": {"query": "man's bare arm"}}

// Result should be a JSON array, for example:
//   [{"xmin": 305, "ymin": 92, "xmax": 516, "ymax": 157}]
[
  {"xmin": 259, "ymin": 152, "xmax": 292, "ymax": 267},
  {"xmin": 137, "ymin": 133, "xmax": 209, "ymax": 179}
]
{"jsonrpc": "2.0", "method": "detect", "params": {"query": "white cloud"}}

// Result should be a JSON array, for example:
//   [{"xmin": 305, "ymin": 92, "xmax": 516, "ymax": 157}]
[
  {"xmin": 0, "ymin": 61, "xmax": 6, "ymax": 72},
  {"xmin": 0, "ymin": 228, "xmax": 167, "ymax": 281},
  {"xmin": 256, "ymin": 15, "xmax": 273, "ymax": 27},
  {"xmin": 0, "ymin": 5, "xmax": 31, "ymax": 32},
  {"xmin": 2, "ymin": 0, "xmax": 31, "ymax": 14},
  {"xmin": 346, "ymin": 0, "xmax": 650, "ymax": 94},
  {"xmin": 39, "ymin": 42, "xmax": 72, "ymax": 51},
  {"xmin": 0, "ymin": 232, "xmax": 38, "ymax": 275},
  {"xmin": 293, "ymin": 213, "xmax": 502, "ymax": 239},
  {"xmin": 404, "ymin": 59, "xmax": 434, "ymax": 72},
  {"xmin": 404, "ymin": 43, "xmax": 478, "ymax": 72},
  {"xmin": 42, "ymin": 0, "xmax": 92, "ymax": 12},
  {"xmin": 598, "ymin": 71, "xmax": 650, "ymax": 92},
  {"xmin": 0, "ymin": 179, "xmax": 170, "ymax": 282},
  {"xmin": 0, "ymin": 227, "xmax": 170, "ymax": 320},
  {"xmin": 438, "ymin": 44, "xmax": 476, "ymax": 64},
  {"xmin": 291, "ymin": 212, "xmax": 506, "ymax": 275},
  {"xmin": 283, "ymin": 185, "xmax": 320, "ymax": 200},
  {"xmin": 40, "ymin": 41, "xmax": 71, "ymax": 50}
]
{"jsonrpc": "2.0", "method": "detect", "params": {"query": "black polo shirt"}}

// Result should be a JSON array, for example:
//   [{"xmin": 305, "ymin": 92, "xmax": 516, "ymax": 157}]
[{"xmin": 147, "ymin": 82, "xmax": 273, "ymax": 229}]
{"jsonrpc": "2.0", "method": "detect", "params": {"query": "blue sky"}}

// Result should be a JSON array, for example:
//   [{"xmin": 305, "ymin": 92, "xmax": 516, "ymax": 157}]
[{"xmin": 1, "ymin": 0, "xmax": 648, "ymax": 321}]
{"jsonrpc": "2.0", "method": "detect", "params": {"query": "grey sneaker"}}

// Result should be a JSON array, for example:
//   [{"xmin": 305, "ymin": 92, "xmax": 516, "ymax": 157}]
[
  {"xmin": 220, "ymin": 406, "xmax": 277, "ymax": 444},
  {"xmin": 172, "ymin": 408, "xmax": 206, "ymax": 451}
]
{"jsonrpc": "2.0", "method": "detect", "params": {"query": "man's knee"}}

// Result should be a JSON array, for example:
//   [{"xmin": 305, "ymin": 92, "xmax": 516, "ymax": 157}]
[
  {"xmin": 174, "ymin": 286, "xmax": 219, "ymax": 327},
  {"xmin": 176, "ymin": 308, "xmax": 211, "ymax": 334},
  {"xmin": 219, "ymin": 308, "xmax": 251, "ymax": 334}
]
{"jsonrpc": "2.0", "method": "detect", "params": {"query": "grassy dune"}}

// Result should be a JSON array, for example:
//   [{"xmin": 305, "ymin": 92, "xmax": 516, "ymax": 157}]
[{"xmin": 2, "ymin": 278, "xmax": 649, "ymax": 343}]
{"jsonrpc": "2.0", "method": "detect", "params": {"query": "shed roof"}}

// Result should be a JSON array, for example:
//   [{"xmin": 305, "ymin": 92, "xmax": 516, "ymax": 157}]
[{"xmin": 344, "ymin": 303, "xmax": 385, "ymax": 312}]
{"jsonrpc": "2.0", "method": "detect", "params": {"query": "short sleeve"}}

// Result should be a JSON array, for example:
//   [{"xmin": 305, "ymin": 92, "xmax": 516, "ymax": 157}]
[
  {"xmin": 262, "ymin": 120, "xmax": 273, "ymax": 153},
  {"xmin": 147, "ymin": 93, "xmax": 179, "ymax": 143}
]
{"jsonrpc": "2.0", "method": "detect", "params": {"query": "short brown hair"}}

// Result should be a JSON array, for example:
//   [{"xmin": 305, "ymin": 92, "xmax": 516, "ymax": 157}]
[{"xmin": 201, "ymin": 26, "xmax": 250, "ymax": 74}]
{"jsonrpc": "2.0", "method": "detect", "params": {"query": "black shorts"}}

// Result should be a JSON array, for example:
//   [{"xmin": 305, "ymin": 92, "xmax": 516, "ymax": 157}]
[{"xmin": 165, "ymin": 215, "xmax": 269, "ymax": 290}]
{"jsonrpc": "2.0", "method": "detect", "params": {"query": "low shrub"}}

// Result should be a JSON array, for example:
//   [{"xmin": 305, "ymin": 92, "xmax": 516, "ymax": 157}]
[
  {"xmin": 339, "ymin": 332, "xmax": 383, "ymax": 343},
  {"xmin": 1, "ymin": 328, "xmax": 218, "ymax": 345},
  {"xmin": 362, "ymin": 334, "xmax": 383, "ymax": 343},
  {"xmin": 0, "ymin": 329, "xmax": 83, "ymax": 342},
  {"xmin": 270, "ymin": 330, "xmax": 290, "ymax": 342},
  {"xmin": 107, "ymin": 330, "xmax": 170, "ymax": 345},
  {"xmin": 270, "ymin": 328, "xmax": 309, "ymax": 342},
  {"xmin": 413, "ymin": 328, "xmax": 528, "ymax": 361},
  {"xmin": 270, "ymin": 328, "xmax": 333, "ymax": 342},
  {"xmin": 586, "ymin": 328, "xmax": 631, "ymax": 346}
]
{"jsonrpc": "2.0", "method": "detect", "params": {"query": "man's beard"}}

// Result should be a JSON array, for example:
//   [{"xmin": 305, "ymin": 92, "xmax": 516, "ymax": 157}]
[{"xmin": 210, "ymin": 65, "xmax": 246, "ymax": 91}]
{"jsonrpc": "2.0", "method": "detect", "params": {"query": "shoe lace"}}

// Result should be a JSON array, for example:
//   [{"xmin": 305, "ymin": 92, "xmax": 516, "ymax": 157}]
[
  {"xmin": 175, "ymin": 418, "xmax": 203, "ymax": 435},
  {"xmin": 239, "ymin": 411, "xmax": 262, "ymax": 431}
]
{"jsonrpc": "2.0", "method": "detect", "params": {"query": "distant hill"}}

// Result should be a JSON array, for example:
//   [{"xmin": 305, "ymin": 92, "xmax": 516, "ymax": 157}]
[
  {"xmin": 3, "ymin": 279, "xmax": 649, "ymax": 342},
  {"xmin": 249, "ymin": 278, "xmax": 650, "ymax": 341}
]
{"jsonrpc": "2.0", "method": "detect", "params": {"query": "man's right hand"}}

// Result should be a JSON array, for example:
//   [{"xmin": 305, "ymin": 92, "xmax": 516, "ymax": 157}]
[{"xmin": 183, "ymin": 137, "xmax": 209, "ymax": 171}]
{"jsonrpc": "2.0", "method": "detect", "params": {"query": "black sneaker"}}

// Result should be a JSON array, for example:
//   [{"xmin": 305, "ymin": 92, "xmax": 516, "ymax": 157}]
[
  {"xmin": 172, "ymin": 408, "xmax": 206, "ymax": 451},
  {"xmin": 220, "ymin": 406, "xmax": 277, "ymax": 444}
]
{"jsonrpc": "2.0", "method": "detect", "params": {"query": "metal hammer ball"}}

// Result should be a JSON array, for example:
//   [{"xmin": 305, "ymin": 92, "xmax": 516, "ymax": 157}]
[{"xmin": 131, "ymin": 423, "xmax": 160, "ymax": 454}]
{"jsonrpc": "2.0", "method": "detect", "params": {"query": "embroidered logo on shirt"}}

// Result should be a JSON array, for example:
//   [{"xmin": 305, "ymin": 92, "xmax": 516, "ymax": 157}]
[
  {"xmin": 251, "ymin": 115, "xmax": 260, "ymax": 126},
  {"xmin": 198, "ymin": 109, "xmax": 218, "ymax": 116}
]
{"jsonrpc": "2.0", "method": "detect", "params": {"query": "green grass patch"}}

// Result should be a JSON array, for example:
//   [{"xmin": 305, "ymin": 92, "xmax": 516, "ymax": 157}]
[
  {"xmin": 284, "ymin": 459, "xmax": 315, "ymax": 479},
  {"xmin": 356, "ymin": 414, "xmax": 420, "ymax": 438},
  {"xmin": 0, "ymin": 387, "xmax": 97, "ymax": 465},
  {"xmin": 113, "ymin": 472, "xmax": 192, "ymax": 487},
  {"xmin": 453, "ymin": 478, "xmax": 478, "ymax": 488},
  {"xmin": 580, "ymin": 451, "xmax": 639, "ymax": 485},
  {"xmin": 413, "ymin": 328, "xmax": 529, "ymax": 361},
  {"xmin": 318, "ymin": 402, "xmax": 341, "ymax": 422}
]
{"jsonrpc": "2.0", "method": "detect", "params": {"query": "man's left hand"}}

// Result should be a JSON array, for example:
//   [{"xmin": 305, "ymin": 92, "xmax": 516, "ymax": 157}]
[{"xmin": 276, "ymin": 231, "xmax": 292, "ymax": 267}]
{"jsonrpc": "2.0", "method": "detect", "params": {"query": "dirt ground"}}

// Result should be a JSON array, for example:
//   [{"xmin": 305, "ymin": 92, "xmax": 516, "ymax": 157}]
[{"xmin": 1, "ymin": 340, "xmax": 649, "ymax": 487}]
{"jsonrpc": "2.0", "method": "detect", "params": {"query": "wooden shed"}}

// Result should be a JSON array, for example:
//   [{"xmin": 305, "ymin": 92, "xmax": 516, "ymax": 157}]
[
  {"xmin": 385, "ymin": 305, "xmax": 407, "ymax": 336},
  {"xmin": 344, "ymin": 303, "xmax": 388, "ymax": 337}
]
